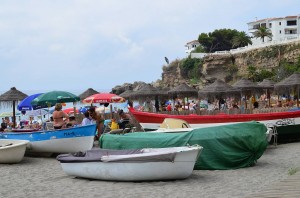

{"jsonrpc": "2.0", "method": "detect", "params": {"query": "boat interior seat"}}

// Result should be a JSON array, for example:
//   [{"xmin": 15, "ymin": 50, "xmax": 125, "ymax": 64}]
[
  {"xmin": 45, "ymin": 122, "xmax": 54, "ymax": 131},
  {"xmin": 160, "ymin": 118, "xmax": 191, "ymax": 129},
  {"xmin": 109, "ymin": 129, "xmax": 124, "ymax": 134},
  {"xmin": 109, "ymin": 128, "xmax": 132, "ymax": 135}
]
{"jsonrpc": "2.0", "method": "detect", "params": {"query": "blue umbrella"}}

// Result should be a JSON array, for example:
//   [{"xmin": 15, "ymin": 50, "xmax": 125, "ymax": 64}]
[
  {"xmin": 165, "ymin": 101, "xmax": 172, "ymax": 105},
  {"xmin": 79, "ymin": 107, "xmax": 88, "ymax": 113},
  {"xmin": 17, "ymin": 93, "xmax": 48, "ymax": 111}
]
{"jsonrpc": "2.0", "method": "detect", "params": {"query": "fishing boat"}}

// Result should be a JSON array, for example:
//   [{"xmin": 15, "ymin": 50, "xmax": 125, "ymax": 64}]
[
  {"xmin": 56, "ymin": 145, "xmax": 202, "ymax": 181},
  {"xmin": 100, "ymin": 121, "xmax": 269, "ymax": 170},
  {"xmin": 129, "ymin": 107, "xmax": 300, "ymax": 143},
  {"xmin": 0, "ymin": 124, "xmax": 96, "ymax": 154},
  {"xmin": 0, "ymin": 139, "xmax": 29, "ymax": 163}
]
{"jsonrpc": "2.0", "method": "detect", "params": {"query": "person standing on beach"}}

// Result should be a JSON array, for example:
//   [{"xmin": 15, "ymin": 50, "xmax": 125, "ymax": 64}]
[
  {"xmin": 88, "ymin": 106, "xmax": 104, "ymax": 140},
  {"xmin": 81, "ymin": 111, "xmax": 94, "ymax": 126}
]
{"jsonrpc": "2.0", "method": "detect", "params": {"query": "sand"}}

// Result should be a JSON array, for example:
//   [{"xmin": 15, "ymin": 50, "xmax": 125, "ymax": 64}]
[{"xmin": 1, "ymin": 142, "xmax": 300, "ymax": 198}]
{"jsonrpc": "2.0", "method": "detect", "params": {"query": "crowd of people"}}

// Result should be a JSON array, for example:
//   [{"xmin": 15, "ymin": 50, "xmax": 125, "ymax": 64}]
[
  {"xmin": 0, "ymin": 103, "xmax": 133, "ymax": 140},
  {"xmin": 134, "ymin": 93, "xmax": 298, "ymax": 114}
]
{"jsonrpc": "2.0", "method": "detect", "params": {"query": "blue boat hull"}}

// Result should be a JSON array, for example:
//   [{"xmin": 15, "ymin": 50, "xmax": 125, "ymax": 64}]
[{"xmin": 0, "ymin": 124, "xmax": 96, "ymax": 153}]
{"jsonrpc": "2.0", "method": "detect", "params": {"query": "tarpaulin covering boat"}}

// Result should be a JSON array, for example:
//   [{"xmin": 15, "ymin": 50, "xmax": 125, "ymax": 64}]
[{"xmin": 100, "ymin": 121, "xmax": 268, "ymax": 170}]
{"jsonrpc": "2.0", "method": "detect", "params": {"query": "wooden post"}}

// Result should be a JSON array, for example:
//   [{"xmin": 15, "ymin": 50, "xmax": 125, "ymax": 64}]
[
  {"xmin": 73, "ymin": 102, "xmax": 77, "ymax": 120},
  {"xmin": 297, "ymin": 85, "xmax": 299, "ymax": 108},
  {"xmin": 110, "ymin": 104, "xmax": 113, "ymax": 119},
  {"xmin": 13, "ymin": 100, "xmax": 16, "ymax": 128},
  {"xmin": 267, "ymin": 89, "xmax": 271, "ymax": 107}
]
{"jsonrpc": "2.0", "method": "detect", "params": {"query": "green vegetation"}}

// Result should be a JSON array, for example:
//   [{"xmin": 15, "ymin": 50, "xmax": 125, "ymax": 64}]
[
  {"xmin": 224, "ymin": 64, "xmax": 239, "ymax": 82},
  {"xmin": 277, "ymin": 56, "xmax": 300, "ymax": 81},
  {"xmin": 253, "ymin": 27, "xmax": 273, "ymax": 42},
  {"xmin": 247, "ymin": 65, "xmax": 275, "ymax": 82},
  {"xmin": 228, "ymin": 64, "xmax": 239, "ymax": 75},
  {"xmin": 288, "ymin": 167, "xmax": 300, "ymax": 176},
  {"xmin": 198, "ymin": 29, "xmax": 252, "ymax": 53},
  {"xmin": 179, "ymin": 57, "xmax": 203, "ymax": 81},
  {"xmin": 192, "ymin": 45, "xmax": 206, "ymax": 53},
  {"xmin": 232, "ymin": 31, "xmax": 252, "ymax": 48}
]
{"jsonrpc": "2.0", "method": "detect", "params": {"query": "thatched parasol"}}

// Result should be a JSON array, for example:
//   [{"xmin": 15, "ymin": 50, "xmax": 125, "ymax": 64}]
[
  {"xmin": 78, "ymin": 88, "xmax": 99, "ymax": 100},
  {"xmin": 199, "ymin": 79, "xmax": 240, "ymax": 99},
  {"xmin": 258, "ymin": 79, "xmax": 275, "ymax": 89},
  {"xmin": 131, "ymin": 84, "xmax": 168, "ymax": 100},
  {"xmin": 232, "ymin": 78, "xmax": 260, "ymax": 91},
  {"xmin": 119, "ymin": 89, "xmax": 135, "ymax": 99},
  {"xmin": 168, "ymin": 83, "xmax": 198, "ymax": 98},
  {"xmin": 0, "ymin": 87, "xmax": 28, "ymax": 127},
  {"xmin": 274, "ymin": 73, "xmax": 300, "ymax": 107},
  {"xmin": 232, "ymin": 78, "xmax": 262, "ymax": 109},
  {"xmin": 258, "ymin": 79, "xmax": 275, "ymax": 107}
]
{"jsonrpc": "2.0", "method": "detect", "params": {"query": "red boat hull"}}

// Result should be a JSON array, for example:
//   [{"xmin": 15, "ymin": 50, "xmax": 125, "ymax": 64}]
[{"xmin": 129, "ymin": 108, "xmax": 300, "ymax": 130}]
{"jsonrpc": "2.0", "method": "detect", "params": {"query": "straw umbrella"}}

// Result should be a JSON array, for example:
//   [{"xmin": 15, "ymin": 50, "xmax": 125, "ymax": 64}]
[
  {"xmin": 168, "ymin": 83, "xmax": 198, "ymax": 99},
  {"xmin": 199, "ymin": 79, "xmax": 240, "ymax": 109},
  {"xmin": 258, "ymin": 79, "xmax": 275, "ymax": 107},
  {"xmin": 119, "ymin": 89, "xmax": 135, "ymax": 100},
  {"xmin": 199, "ymin": 79, "xmax": 239, "ymax": 98},
  {"xmin": 0, "ymin": 87, "xmax": 28, "ymax": 128},
  {"xmin": 274, "ymin": 73, "xmax": 300, "ymax": 107},
  {"xmin": 78, "ymin": 88, "xmax": 99, "ymax": 100},
  {"xmin": 232, "ymin": 78, "xmax": 262, "ymax": 109},
  {"xmin": 168, "ymin": 83, "xmax": 198, "ymax": 109},
  {"xmin": 131, "ymin": 84, "xmax": 168, "ymax": 100},
  {"xmin": 130, "ymin": 84, "xmax": 168, "ymax": 112}
]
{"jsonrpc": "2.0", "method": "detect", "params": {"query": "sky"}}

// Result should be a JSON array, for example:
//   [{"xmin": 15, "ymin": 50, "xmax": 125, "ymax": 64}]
[{"xmin": 1, "ymin": 0, "xmax": 300, "ymax": 95}]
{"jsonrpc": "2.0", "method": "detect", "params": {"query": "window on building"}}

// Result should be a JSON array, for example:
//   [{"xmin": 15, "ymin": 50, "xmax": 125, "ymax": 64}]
[
  {"xmin": 253, "ymin": 24, "xmax": 260, "ymax": 29},
  {"xmin": 285, "ymin": 29, "xmax": 297, "ymax": 34},
  {"xmin": 279, "ymin": 30, "xmax": 281, "ymax": 34},
  {"xmin": 261, "ymin": 23, "xmax": 266, "ymax": 28},
  {"xmin": 287, "ymin": 20, "xmax": 297, "ymax": 26},
  {"xmin": 279, "ymin": 22, "xmax": 281, "ymax": 25},
  {"xmin": 269, "ymin": 23, "xmax": 272, "ymax": 28}
]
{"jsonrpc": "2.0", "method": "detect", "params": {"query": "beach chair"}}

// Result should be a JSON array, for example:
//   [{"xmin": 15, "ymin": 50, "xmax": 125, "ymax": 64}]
[{"xmin": 266, "ymin": 123, "xmax": 278, "ymax": 146}]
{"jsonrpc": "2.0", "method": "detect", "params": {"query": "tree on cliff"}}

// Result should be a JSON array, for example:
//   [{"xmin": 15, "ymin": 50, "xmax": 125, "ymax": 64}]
[
  {"xmin": 253, "ymin": 27, "xmax": 272, "ymax": 42},
  {"xmin": 232, "ymin": 31, "xmax": 252, "ymax": 48},
  {"xmin": 198, "ymin": 29, "xmax": 252, "ymax": 53}
]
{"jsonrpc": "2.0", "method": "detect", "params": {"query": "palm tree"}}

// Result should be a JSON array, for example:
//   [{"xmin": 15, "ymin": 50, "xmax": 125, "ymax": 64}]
[
  {"xmin": 253, "ymin": 27, "xmax": 273, "ymax": 42},
  {"xmin": 232, "ymin": 31, "xmax": 252, "ymax": 48}
]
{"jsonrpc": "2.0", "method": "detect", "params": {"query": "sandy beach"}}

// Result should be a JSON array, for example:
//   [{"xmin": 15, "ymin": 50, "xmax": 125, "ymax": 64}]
[{"xmin": 1, "ymin": 142, "xmax": 300, "ymax": 198}]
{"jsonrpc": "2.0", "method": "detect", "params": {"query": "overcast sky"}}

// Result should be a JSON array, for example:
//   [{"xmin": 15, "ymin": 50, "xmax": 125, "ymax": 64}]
[{"xmin": 1, "ymin": 0, "xmax": 300, "ymax": 95}]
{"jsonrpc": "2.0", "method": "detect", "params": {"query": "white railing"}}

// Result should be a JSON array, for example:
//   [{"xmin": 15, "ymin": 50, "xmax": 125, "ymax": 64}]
[
  {"xmin": 190, "ymin": 36, "xmax": 300, "ymax": 57},
  {"xmin": 228, "ymin": 36, "xmax": 300, "ymax": 55}
]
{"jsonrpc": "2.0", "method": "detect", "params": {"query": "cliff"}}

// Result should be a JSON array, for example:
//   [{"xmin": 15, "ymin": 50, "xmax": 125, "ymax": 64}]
[
  {"xmin": 112, "ymin": 40, "xmax": 300, "ymax": 93},
  {"xmin": 161, "ymin": 40, "xmax": 300, "ymax": 89}
]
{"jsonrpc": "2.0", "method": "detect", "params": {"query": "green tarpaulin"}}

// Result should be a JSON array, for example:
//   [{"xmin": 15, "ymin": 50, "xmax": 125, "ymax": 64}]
[{"xmin": 100, "ymin": 121, "xmax": 268, "ymax": 170}]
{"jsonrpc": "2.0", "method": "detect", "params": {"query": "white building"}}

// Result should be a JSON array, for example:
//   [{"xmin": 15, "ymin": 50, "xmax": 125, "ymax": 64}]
[
  {"xmin": 248, "ymin": 15, "xmax": 300, "ymax": 45},
  {"xmin": 185, "ymin": 40, "xmax": 200, "ymax": 55}
]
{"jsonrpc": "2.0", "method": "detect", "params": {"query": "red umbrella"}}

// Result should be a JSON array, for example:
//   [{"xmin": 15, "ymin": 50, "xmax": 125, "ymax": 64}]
[
  {"xmin": 63, "ymin": 107, "xmax": 79, "ymax": 114},
  {"xmin": 82, "ymin": 93, "xmax": 125, "ymax": 104}
]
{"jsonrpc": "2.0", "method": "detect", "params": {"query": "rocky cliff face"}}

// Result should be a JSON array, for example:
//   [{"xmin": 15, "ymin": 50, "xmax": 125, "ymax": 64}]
[
  {"xmin": 161, "ymin": 40, "xmax": 300, "ymax": 88},
  {"xmin": 111, "ymin": 41, "xmax": 300, "ymax": 93}
]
